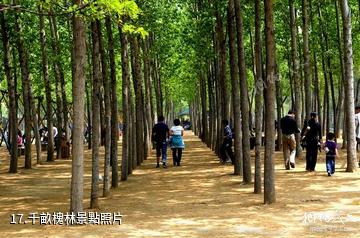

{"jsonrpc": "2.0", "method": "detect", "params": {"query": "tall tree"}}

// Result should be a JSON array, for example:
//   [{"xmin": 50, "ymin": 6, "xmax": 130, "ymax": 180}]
[
  {"xmin": 254, "ymin": 0, "xmax": 263, "ymax": 194},
  {"xmin": 302, "ymin": 0, "xmax": 311, "ymax": 117},
  {"xmin": 227, "ymin": 0, "xmax": 242, "ymax": 175},
  {"xmin": 120, "ymin": 27, "xmax": 130, "ymax": 182},
  {"xmin": 105, "ymin": 16, "xmax": 118, "ymax": 190},
  {"xmin": 15, "ymin": 7, "xmax": 32, "ymax": 168},
  {"xmin": 234, "ymin": 0, "xmax": 251, "ymax": 183},
  {"xmin": 39, "ymin": 3, "xmax": 54, "ymax": 162},
  {"xmin": 70, "ymin": 0, "xmax": 87, "ymax": 213},
  {"xmin": 0, "ymin": 12, "xmax": 18, "ymax": 172},
  {"xmin": 339, "ymin": 0, "xmax": 357, "ymax": 172},
  {"xmin": 90, "ymin": 21, "xmax": 101, "ymax": 209},
  {"xmin": 264, "ymin": 0, "xmax": 276, "ymax": 204}
]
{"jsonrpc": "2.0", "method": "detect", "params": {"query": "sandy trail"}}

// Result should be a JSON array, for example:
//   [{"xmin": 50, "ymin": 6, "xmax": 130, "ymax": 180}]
[{"xmin": 0, "ymin": 131, "xmax": 359, "ymax": 237}]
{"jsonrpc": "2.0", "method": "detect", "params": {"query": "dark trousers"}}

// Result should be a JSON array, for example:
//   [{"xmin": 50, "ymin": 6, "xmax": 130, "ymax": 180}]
[
  {"xmin": 306, "ymin": 143, "xmax": 318, "ymax": 171},
  {"xmin": 326, "ymin": 156, "xmax": 335, "ymax": 174},
  {"xmin": 220, "ymin": 139, "xmax": 234, "ymax": 163},
  {"xmin": 172, "ymin": 148, "xmax": 183, "ymax": 166}
]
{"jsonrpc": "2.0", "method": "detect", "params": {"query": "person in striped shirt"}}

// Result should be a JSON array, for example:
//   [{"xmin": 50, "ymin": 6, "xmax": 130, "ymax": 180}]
[{"xmin": 220, "ymin": 119, "xmax": 234, "ymax": 164}]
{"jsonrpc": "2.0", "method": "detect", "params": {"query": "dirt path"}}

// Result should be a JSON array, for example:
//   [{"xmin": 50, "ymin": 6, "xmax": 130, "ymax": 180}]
[{"xmin": 0, "ymin": 131, "xmax": 359, "ymax": 237}]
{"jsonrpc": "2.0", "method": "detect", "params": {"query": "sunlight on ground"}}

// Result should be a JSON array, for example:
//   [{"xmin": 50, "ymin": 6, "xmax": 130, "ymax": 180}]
[{"xmin": 0, "ymin": 131, "xmax": 359, "ymax": 237}]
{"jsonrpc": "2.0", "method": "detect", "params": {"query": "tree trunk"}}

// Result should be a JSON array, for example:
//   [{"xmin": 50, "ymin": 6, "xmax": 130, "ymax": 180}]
[
  {"xmin": 130, "ymin": 36, "xmax": 145, "ymax": 166},
  {"xmin": 143, "ymin": 37, "xmax": 152, "ymax": 158},
  {"xmin": 106, "ymin": 17, "xmax": 119, "ymax": 188},
  {"xmin": 264, "ymin": 0, "xmax": 276, "ymax": 204},
  {"xmin": 228, "ymin": 0, "xmax": 242, "ymax": 176},
  {"xmin": 289, "ymin": 0, "xmax": 302, "ymax": 157},
  {"xmin": 0, "ymin": 12, "xmax": 18, "ymax": 172},
  {"xmin": 38, "ymin": 4, "xmax": 54, "ymax": 162},
  {"xmin": 70, "ymin": 0, "xmax": 86, "ymax": 213},
  {"xmin": 339, "ymin": 0, "xmax": 357, "ymax": 171},
  {"xmin": 15, "ymin": 11, "xmax": 32, "ymax": 168},
  {"xmin": 254, "ymin": 0, "xmax": 263, "ymax": 194},
  {"xmin": 234, "ymin": 0, "xmax": 251, "ymax": 183},
  {"xmin": 98, "ymin": 19, "xmax": 111, "ymax": 197},
  {"xmin": 90, "ymin": 21, "xmax": 101, "ymax": 209},
  {"xmin": 302, "ymin": 0, "xmax": 312, "ymax": 117},
  {"xmin": 120, "ymin": 27, "xmax": 130, "ymax": 181},
  {"xmin": 49, "ymin": 12, "xmax": 63, "ymax": 160}
]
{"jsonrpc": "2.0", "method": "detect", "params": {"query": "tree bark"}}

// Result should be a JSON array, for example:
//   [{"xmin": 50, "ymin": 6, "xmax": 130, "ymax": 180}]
[
  {"xmin": 0, "ymin": 12, "xmax": 18, "ymax": 172},
  {"xmin": 254, "ymin": 0, "xmax": 263, "ymax": 194},
  {"xmin": 339, "ymin": 0, "xmax": 357, "ymax": 171},
  {"xmin": 264, "ymin": 0, "xmax": 276, "ymax": 204},
  {"xmin": 70, "ymin": 0, "xmax": 86, "ymax": 213},
  {"xmin": 234, "ymin": 0, "xmax": 251, "ymax": 183},
  {"xmin": 130, "ymin": 36, "xmax": 145, "ymax": 166},
  {"xmin": 15, "ymin": 10, "xmax": 32, "ymax": 168},
  {"xmin": 106, "ymin": 17, "xmax": 119, "ymax": 188},
  {"xmin": 38, "ymin": 3, "xmax": 54, "ymax": 162},
  {"xmin": 120, "ymin": 27, "xmax": 130, "ymax": 181},
  {"xmin": 97, "ymin": 19, "xmax": 111, "ymax": 197},
  {"xmin": 228, "ymin": 0, "xmax": 242, "ymax": 176},
  {"xmin": 302, "ymin": 0, "xmax": 312, "ymax": 118},
  {"xmin": 90, "ymin": 21, "xmax": 101, "ymax": 209},
  {"xmin": 289, "ymin": 0, "xmax": 302, "ymax": 157}
]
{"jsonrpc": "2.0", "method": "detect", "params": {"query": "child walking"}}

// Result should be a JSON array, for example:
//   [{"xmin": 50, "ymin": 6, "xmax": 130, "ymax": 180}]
[{"xmin": 323, "ymin": 132, "xmax": 338, "ymax": 176}]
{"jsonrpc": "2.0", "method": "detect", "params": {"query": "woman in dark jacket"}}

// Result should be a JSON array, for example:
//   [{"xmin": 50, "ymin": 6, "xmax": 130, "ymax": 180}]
[{"xmin": 301, "ymin": 112, "xmax": 322, "ymax": 172}]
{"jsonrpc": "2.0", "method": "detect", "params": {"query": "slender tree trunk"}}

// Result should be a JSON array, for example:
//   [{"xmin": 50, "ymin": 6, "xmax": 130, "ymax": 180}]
[
  {"xmin": 290, "ymin": 0, "xmax": 302, "ymax": 157},
  {"xmin": 38, "ymin": 4, "xmax": 54, "ymax": 162},
  {"xmin": 15, "ymin": 10, "xmax": 32, "ymax": 168},
  {"xmin": 302, "ymin": 0, "xmax": 312, "ymax": 117},
  {"xmin": 106, "ymin": 17, "xmax": 119, "ymax": 188},
  {"xmin": 90, "ymin": 21, "xmax": 101, "ymax": 209},
  {"xmin": 254, "ymin": 0, "xmax": 263, "ymax": 194},
  {"xmin": 143, "ymin": 37, "xmax": 152, "ymax": 158},
  {"xmin": 1, "ymin": 12, "xmax": 18, "ymax": 172},
  {"xmin": 97, "ymin": 20, "xmax": 111, "ymax": 197},
  {"xmin": 234, "ymin": 0, "xmax": 251, "ymax": 183},
  {"xmin": 70, "ymin": 0, "xmax": 86, "ymax": 213},
  {"xmin": 130, "ymin": 36, "xmax": 145, "ymax": 166},
  {"xmin": 264, "ymin": 0, "xmax": 276, "ymax": 204},
  {"xmin": 49, "ymin": 12, "xmax": 63, "ymax": 160},
  {"xmin": 120, "ymin": 27, "xmax": 130, "ymax": 181},
  {"xmin": 228, "ymin": 0, "xmax": 242, "ymax": 175},
  {"xmin": 339, "ymin": 0, "xmax": 357, "ymax": 171}
]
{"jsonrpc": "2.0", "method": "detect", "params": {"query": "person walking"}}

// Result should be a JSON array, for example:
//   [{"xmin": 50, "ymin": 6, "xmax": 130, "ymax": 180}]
[
  {"xmin": 354, "ymin": 106, "xmax": 360, "ymax": 167},
  {"xmin": 323, "ymin": 132, "xmax": 338, "ymax": 176},
  {"xmin": 301, "ymin": 112, "xmax": 322, "ymax": 172},
  {"xmin": 152, "ymin": 115, "xmax": 170, "ymax": 168},
  {"xmin": 170, "ymin": 119, "xmax": 185, "ymax": 166},
  {"xmin": 220, "ymin": 119, "xmax": 235, "ymax": 164},
  {"xmin": 280, "ymin": 110, "xmax": 301, "ymax": 170}
]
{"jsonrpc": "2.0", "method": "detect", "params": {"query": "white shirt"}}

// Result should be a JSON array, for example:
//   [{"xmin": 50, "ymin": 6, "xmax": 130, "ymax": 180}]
[
  {"xmin": 170, "ymin": 126, "xmax": 184, "ymax": 136},
  {"xmin": 355, "ymin": 113, "xmax": 360, "ymax": 138}
]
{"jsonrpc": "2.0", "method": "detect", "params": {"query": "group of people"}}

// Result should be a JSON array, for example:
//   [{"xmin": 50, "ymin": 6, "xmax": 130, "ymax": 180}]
[
  {"xmin": 152, "ymin": 116, "xmax": 185, "ymax": 168},
  {"xmin": 280, "ymin": 110, "xmax": 340, "ymax": 176}
]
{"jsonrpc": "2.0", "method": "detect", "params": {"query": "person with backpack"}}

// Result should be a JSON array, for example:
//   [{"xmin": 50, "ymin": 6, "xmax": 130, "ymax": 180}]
[
  {"xmin": 220, "ymin": 119, "xmax": 235, "ymax": 164},
  {"xmin": 355, "ymin": 106, "xmax": 360, "ymax": 167}
]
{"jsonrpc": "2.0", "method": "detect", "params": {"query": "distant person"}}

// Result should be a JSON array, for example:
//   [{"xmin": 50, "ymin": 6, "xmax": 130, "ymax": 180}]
[
  {"xmin": 280, "ymin": 110, "xmax": 301, "ymax": 170},
  {"xmin": 323, "ymin": 132, "xmax": 338, "ymax": 176},
  {"xmin": 220, "ymin": 119, "xmax": 234, "ymax": 164},
  {"xmin": 301, "ymin": 112, "xmax": 322, "ymax": 172},
  {"xmin": 152, "ymin": 115, "xmax": 170, "ymax": 168},
  {"xmin": 355, "ymin": 106, "xmax": 360, "ymax": 167},
  {"xmin": 17, "ymin": 129, "xmax": 23, "ymax": 148},
  {"xmin": 170, "ymin": 119, "xmax": 185, "ymax": 166}
]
